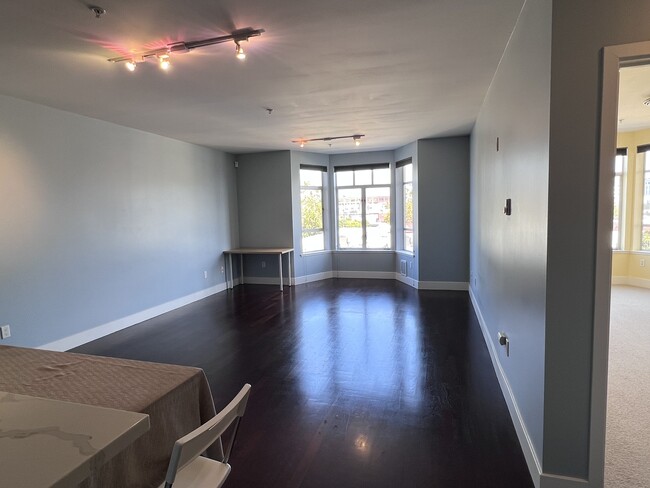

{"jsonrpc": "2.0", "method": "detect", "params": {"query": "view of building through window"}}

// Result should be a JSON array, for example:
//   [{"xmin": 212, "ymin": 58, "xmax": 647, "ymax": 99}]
[
  {"xmin": 613, "ymin": 149, "xmax": 625, "ymax": 249},
  {"xmin": 336, "ymin": 166, "xmax": 391, "ymax": 249},
  {"xmin": 300, "ymin": 167, "xmax": 325, "ymax": 252}
]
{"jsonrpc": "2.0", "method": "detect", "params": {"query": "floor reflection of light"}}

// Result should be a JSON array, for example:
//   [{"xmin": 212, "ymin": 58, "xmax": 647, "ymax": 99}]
[
  {"xmin": 296, "ymin": 292, "xmax": 424, "ymax": 411},
  {"xmin": 354, "ymin": 434, "xmax": 369, "ymax": 453}
]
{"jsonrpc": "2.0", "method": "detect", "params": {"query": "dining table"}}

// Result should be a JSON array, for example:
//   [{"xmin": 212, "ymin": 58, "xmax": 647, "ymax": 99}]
[{"xmin": 0, "ymin": 345, "xmax": 217, "ymax": 487}]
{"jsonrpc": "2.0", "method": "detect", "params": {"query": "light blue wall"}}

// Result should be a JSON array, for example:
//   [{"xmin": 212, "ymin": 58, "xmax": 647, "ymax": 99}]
[
  {"xmin": 0, "ymin": 95, "xmax": 239, "ymax": 348},
  {"xmin": 418, "ymin": 137, "xmax": 469, "ymax": 283},
  {"xmin": 470, "ymin": 0, "xmax": 550, "ymax": 472},
  {"xmin": 329, "ymin": 150, "xmax": 395, "ymax": 168},
  {"xmin": 544, "ymin": 0, "xmax": 650, "ymax": 479}
]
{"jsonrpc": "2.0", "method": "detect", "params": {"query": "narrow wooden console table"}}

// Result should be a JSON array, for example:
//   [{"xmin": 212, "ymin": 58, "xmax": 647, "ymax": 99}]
[{"xmin": 224, "ymin": 248, "xmax": 293, "ymax": 291}]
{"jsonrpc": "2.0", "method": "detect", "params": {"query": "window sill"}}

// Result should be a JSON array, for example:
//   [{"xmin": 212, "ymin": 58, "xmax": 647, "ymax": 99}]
[
  {"xmin": 300, "ymin": 250, "xmax": 332, "ymax": 257},
  {"xmin": 396, "ymin": 250, "xmax": 415, "ymax": 257},
  {"xmin": 333, "ymin": 249, "xmax": 394, "ymax": 254}
]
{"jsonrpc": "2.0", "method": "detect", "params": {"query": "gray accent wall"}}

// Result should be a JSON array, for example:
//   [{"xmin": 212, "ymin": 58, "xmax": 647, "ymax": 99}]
[
  {"xmin": 235, "ymin": 151, "xmax": 294, "ymax": 279},
  {"xmin": 0, "ymin": 94, "xmax": 239, "ymax": 348},
  {"xmin": 418, "ymin": 137, "xmax": 469, "ymax": 283},
  {"xmin": 470, "ymin": 0, "xmax": 551, "ymax": 474}
]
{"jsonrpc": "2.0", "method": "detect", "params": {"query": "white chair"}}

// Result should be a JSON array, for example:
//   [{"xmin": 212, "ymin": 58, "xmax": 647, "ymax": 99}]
[{"xmin": 160, "ymin": 384, "xmax": 252, "ymax": 488}]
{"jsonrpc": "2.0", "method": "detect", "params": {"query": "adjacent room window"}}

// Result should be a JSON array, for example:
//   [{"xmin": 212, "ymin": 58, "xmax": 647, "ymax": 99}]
[
  {"xmin": 612, "ymin": 148, "xmax": 626, "ymax": 250},
  {"xmin": 642, "ymin": 149, "xmax": 650, "ymax": 251},
  {"xmin": 300, "ymin": 165, "xmax": 327, "ymax": 253},
  {"xmin": 335, "ymin": 164, "xmax": 391, "ymax": 249},
  {"xmin": 397, "ymin": 159, "xmax": 414, "ymax": 252}
]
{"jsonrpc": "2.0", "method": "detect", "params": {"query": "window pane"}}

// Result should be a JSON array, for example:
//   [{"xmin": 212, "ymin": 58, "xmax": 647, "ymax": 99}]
[
  {"xmin": 366, "ymin": 187, "xmax": 391, "ymax": 249},
  {"xmin": 338, "ymin": 188, "xmax": 362, "ymax": 248},
  {"xmin": 612, "ymin": 175, "xmax": 620, "ymax": 249},
  {"xmin": 373, "ymin": 167, "xmax": 391, "ymax": 185},
  {"xmin": 300, "ymin": 169, "xmax": 322, "ymax": 187},
  {"xmin": 614, "ymin": 155, "xmax": 624, "ymax": 173},
  {"xmin": 355, "ymin": 169, "xmax": 372, "ymax": 186},
  {"xmin": 303, "ymin": 232, "xmax": 324, "ymax": 253},
  {"xmin": 403, "ymin": 164, "xmax": 413, "ymax": 183},
  {"xmin": 404, "ymin": 182, "xmax": 413, "ymax": 229},
  {"xmin": 301, "ymin": 188, "xmax": 324, "ymax": 252},
  {"xmin": 301, "ymin": 189, "xmax": 323, "ymax": 229},
  {"xmin": 404, "ymin": 230, "xmax": 414, "ymax": 252},
  {"xmin": 336, "ymin": 171, "xmax": 353, "ymax": 187}
]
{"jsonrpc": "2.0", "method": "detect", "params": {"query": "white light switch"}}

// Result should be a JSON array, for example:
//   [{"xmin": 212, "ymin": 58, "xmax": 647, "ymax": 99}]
[{"xmin": 0, "ymin": 325, "xmax": 11, "ymax": 339}]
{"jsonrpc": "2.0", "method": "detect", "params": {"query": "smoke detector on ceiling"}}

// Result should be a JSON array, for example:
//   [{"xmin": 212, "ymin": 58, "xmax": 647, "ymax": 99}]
[{"xmin": 89, "ymin": 6, "xmax": 106, "ymax": 18}]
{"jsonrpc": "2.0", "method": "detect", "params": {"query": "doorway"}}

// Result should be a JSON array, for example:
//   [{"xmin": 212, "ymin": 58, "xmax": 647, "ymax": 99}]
[{"xmin": 596, "ymin": 42, "xmax": 650, "ymax": 488}]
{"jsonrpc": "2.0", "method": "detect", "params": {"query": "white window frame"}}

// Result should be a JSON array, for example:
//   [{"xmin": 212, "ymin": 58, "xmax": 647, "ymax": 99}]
[
  {"xmin": 641, "ymin": 148, "xmax": 650, "ymax": 251},
  {"xmin": 612, "ymin": 148, "xmax": 626, "ymax": 250},
  {"xmin": 396, "ymin": 159, "xmax": 414, "ymax": 252},
  {"xmin": 334, "ymin": 164, "xmax": 392, "ymax": 250},
  {"xmin": 300, "ymin": 165, "xmax": 327, "ymax": 253}
]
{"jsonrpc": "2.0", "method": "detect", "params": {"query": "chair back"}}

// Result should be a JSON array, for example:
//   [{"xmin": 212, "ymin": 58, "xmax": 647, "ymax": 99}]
[{"xmin": 164, "ymin": 383, "xmax": 251, "ymax": 486}]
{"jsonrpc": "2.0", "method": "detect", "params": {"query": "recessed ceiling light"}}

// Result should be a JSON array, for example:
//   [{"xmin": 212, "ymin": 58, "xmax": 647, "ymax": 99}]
[{"xmin": 643, "ymin": 98, "xmax": 650, "ymax": 106}]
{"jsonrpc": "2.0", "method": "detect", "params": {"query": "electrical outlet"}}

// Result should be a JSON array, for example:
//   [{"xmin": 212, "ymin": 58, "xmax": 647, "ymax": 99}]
[
  {"xmin": 261, "ymin": 261, "xmax": 266, "ymax": 268},
  {"xmin": 204, "ymin": 270, "xmax": 208, "ymax": 279},
  {"xmin": 1, "ymin": 325, "xmax": 11, "ymax": 339},
  {"xmin": 220, "ymin": 266, "xmax": 225, "ymax": 274},
  {"xmin": 641, "ymin": 259, "xmax": 645, "ymax": 268}
]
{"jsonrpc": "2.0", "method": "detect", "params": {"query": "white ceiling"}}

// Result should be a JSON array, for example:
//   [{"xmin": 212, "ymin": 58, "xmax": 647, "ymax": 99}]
[
  {"xmin": 0, "ymin": 0, "xmax": 525, "ymax": 154},
  {"xmin": 619, "ymin": 65, "xmax": 650, "ymax": 133}
]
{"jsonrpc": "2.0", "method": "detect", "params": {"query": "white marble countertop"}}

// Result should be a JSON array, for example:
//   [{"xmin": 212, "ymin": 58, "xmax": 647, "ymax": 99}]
[{"xmin": 0, "ymin": 390, "xmax": 150, "ymax": 488}]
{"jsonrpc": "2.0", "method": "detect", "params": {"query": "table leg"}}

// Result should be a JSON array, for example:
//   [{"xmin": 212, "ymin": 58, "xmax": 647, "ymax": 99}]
[
  {"xmin": 240, "ymin": 254, "xmax": 244, "ymax": 285},
  {"xmin": 288, "ymin": 251, "xmax": 292, "ymax": 287},
  {"xmin": 228, "ymin": 254, "xmax": 233, "ymax": 289},
  {"xmin": 279, "ymin": 254, "xmax": 283, "ymax": 291}
]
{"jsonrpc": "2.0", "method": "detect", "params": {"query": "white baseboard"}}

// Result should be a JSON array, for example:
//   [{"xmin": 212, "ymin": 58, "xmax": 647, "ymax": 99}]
[
  {"xmin": 418, "ymin": 280, "xmax": 469, "ymax": 291},
  {"xmin": 293, "ymin": 271, "xmax": 335, "ymax": 285},
  {"xmin": 38, "ymin": 282, "xmax": 229, "ymax": 352},
  {"xmin": 468, "ymin": 286, "xmax": 542, "ymax": 488},
  {"xmin": 540, "ymin": 473, "xmax": 589, "ymax": 488},
  {"xmin": 334, "ymin": 270, "xmax": 396, "ymax": 280},
  {"xmin": 239, "ymin": 271, "xmax": 469, "ymax": 292},
  {"xmin": 241, "ymin": 276, "xmax": 290, "ymax": 286},
  {"xmin": 395, "ymin": 273, "xmax": 417, "ymax": 288},
  {"xmin": 612, "ymin": 276, "xmax": 650, "ymax": 289}
]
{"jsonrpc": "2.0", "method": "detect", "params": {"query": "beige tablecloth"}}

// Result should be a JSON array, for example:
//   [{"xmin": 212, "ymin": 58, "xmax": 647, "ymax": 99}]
[{"xmin": 0, "ymin": 345, "xmax": 217, "ymax": 488}]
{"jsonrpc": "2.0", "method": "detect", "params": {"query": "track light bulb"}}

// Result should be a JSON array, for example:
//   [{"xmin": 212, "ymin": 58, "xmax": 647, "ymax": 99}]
[
  {"xmin": 235, "ymin": 43, "xmax": 246, "ymax": 60},
  {"xmin": 158, "ymin": 54, "xmax": 171, "ymax": 70},
  {"xmin": 125, "ymin": 60, "xmax": 137, "ymax": 72}
]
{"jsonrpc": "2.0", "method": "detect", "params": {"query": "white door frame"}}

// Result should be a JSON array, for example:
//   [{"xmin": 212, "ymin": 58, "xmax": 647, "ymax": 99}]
[{"xmin": 592, "ymin": 40, "xmax": 650, "ymax": 487}]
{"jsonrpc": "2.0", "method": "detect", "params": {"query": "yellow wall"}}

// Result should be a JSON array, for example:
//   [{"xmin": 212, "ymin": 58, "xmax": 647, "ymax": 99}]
[{"xmin": 614, "ymin": 130, "xmax": 650, "ymax": 283}]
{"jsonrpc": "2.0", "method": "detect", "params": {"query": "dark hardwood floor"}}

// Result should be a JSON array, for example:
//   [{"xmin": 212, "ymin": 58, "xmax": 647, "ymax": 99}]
[{"xmin": 73, "ymin": 279, "xmax": 533, "ymax": 488}]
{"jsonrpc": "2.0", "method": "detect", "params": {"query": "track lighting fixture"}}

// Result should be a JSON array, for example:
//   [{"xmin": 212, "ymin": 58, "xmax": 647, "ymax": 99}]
[
  {"xmin": 158, "ymin": 54, "xmax": 171, "ymax": 70},
  {"xmin": 292, "ymin": 134, "xmax": 365, "ymax": 148},
  {"xmin": 235, "ymin": 42, "xmax": 246, "ymax": 60},
  {"xmin": 108, "ymin": 27, "xmax": 264, "ymax": 72}
]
